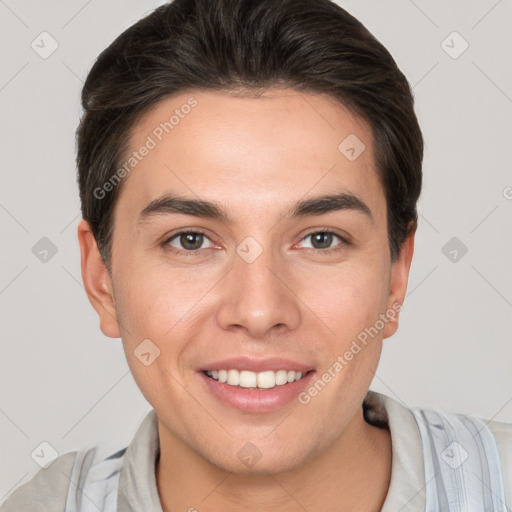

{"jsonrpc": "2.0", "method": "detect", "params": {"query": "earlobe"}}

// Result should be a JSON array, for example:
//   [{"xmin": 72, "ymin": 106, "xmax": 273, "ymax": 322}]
[
  {"xmin": 77, "ymin": 219, "xmax": 121, "ymax": 339},
  {"xmin": 382, "ymin": 226, "xmax": 415, "ymax": 339}
]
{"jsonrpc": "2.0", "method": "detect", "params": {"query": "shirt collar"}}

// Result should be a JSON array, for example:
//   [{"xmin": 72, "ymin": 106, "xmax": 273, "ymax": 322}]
[
  {"xmin": 117, "ymin": 409, "xmax": 163, "ymax": 512},
  {"xmin": 116, "ymin": 390, "xmax": 426, "ymax": 511},
  {"xmin": 366, "ymin": 391, "xmax": 426, "ymax": 511}
]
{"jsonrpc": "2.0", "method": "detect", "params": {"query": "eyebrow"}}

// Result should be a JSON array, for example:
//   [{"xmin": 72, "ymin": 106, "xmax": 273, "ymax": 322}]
[{"xmin": 137, "ymin": 191, "xmax": 373, "ymax": 224}]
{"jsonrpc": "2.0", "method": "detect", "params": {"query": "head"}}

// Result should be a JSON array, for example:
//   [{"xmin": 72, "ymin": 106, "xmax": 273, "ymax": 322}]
[{"xmin": 77, "ymin": 0, "xmax": 422, "ymax": 474}]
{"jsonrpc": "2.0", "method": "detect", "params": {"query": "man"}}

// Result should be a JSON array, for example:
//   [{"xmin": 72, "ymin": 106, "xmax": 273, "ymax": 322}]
[{"xmin": 2, "ymin": 0, "xmax": 510, "ymax": 510}]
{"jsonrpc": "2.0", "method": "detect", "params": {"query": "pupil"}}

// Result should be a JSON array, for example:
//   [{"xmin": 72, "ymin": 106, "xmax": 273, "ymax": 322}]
[
  {"xmin": 181, "ymin": 233, "xmax": 203, "ymax": 250},
  {"xmin": 313, "ymin": 232, "xmax": 332, "ymax": 249}
]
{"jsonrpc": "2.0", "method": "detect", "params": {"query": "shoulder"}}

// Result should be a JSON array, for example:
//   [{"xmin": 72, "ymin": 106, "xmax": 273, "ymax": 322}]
[
  {"xmin": 486, "ymin": 416, "xmax": 512, "ymax": 450},
  {"xmin": 368, "ymin": 391, "xmax": 512, "ymax": 510},
  {"xmin": 485, "ymin": 417, "xmax": 512, "ymax": 502},
  {"xmin": 1, "ymin": 452, "xmax": 78, "ymax": 511},
  {"xmin": 1, "ymin": 443, "xmax": 127, "ymax": 512},
  {"xmin": 413, "ymin": 406, "xmax": 512, "ymax": 508}
]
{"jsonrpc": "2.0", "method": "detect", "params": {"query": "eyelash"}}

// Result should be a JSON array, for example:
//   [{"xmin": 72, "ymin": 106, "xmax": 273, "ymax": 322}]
[{"xmin": 161, "ymin": 228, "xmax": 348, "ymax": 256}]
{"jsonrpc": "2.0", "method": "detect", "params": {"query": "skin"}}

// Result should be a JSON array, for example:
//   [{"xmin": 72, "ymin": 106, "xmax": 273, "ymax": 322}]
[{"xmin": 78, "ymin": 88, "xmax": 414, "ymax": 512}]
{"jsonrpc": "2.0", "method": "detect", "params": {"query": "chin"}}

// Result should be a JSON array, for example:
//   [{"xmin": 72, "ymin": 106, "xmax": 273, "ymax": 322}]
[{"xmin": 208, "ymin": 444, "xmax": 310, "ymax": 476}]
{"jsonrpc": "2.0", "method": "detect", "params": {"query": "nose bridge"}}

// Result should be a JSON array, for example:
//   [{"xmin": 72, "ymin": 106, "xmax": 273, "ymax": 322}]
[{"xmin": 216, "ymin": 237, "xmax": 301, "ymax": 337}]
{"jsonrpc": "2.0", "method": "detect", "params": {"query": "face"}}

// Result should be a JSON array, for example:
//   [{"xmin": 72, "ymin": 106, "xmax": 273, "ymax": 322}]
[{"xmin": 79, "ymin": 88, "xmax": 413, "ymax": 474}]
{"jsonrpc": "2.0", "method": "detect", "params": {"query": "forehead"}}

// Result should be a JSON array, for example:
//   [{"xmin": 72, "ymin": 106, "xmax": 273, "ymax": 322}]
[{"xmin": 116, "ymin": 88, "xmax": 385, "ymax": 222}]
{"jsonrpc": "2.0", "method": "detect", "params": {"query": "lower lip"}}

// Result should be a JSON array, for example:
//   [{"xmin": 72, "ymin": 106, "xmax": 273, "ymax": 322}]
[{"xmin": 198, "ymin": 371, "xmax": 315, "ymax": 413}]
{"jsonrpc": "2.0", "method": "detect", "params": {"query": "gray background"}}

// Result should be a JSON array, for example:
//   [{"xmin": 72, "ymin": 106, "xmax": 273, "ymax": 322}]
[{"xmin": 1, "ymin": 0, "xmax": 511, "ymax": 502}]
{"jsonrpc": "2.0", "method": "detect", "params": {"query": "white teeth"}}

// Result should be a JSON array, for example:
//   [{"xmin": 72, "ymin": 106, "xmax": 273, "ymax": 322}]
[
  {"xmin": 227, "ymin": 369, "xmax": 240, "ymax": 386},
  {"xmin": 257, "ymin": 371, "xmax": 275, "ymax": 389},
  {"xmin": 275, "ymin": 370, "xmax": 288, "ymax": 386},
  {"xmin": 239, "ymin": 370, "xmax": 257, "ymax": 388},
  {"xmin": 205, "ymin": 369, "xmax": 307, "ymax": 389}
]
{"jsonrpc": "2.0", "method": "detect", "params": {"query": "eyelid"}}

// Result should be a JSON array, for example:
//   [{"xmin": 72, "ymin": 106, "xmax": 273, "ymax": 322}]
[
  {"xmin": 162, "ymin": 227, "xmax": 350, "ymax": 255},
  {"xmin": 162, "ymin": 229, "xmax": 218, "ymax": 254},
  {"xmin": 295, "ymin": 228, "xmax": 349, "ymax": 251},
  {"xmin": 299, "ymin": 227, "xmax": 350, "ymax": 242}
]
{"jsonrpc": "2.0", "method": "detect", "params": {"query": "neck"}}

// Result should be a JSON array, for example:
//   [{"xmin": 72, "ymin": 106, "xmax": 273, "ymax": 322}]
[{"xmin": 155, "ymin": 409, "xmax": 392, "ymax": 512}]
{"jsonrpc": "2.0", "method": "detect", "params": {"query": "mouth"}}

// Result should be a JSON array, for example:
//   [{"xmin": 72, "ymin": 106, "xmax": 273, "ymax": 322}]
[
  {"xmin": 198, "ymin": 367, "xmax": 316, "ymax": 413},
  {"xmin": 202, "ymin": 368, "xmax": 312, "ymax": 390}
]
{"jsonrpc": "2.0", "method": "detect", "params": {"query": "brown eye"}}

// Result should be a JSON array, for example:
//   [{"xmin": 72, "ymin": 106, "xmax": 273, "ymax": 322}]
[
  {"xmin": 165, "ymin": 231, "xmax": 214, "ymax": 252},
  {"xmin": 310, "ymin": 232, "xmax": 334, "ymax": 249},
  {"xmin": 298, "ymin": 231, "xmax": 345, "ymax": 251},
  {"xmin": 180, "ymin": 233, "xmax": 203, "ymax": 250}
]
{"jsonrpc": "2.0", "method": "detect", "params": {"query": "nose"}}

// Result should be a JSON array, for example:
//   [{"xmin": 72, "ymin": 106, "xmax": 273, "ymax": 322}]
[{"xmin": 216, "ymin": 243, "xmax": 302, "ymax": 338}]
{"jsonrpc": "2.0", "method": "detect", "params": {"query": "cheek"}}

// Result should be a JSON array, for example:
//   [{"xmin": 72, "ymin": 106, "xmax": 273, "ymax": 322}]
[
  {"xmin": 307, "ymin": 261, "xmax": 389, "ymax": 341},
  {"xmin": 112, "ymin": 258, "xmax": 222, "ymax": 390},
  {"xmin": 113, "ymin": 267, "xmax": 192, "ymax": 403},
  {"xmin": 114, "ymin": 256, "xmax": 207, "ymax": 339}
]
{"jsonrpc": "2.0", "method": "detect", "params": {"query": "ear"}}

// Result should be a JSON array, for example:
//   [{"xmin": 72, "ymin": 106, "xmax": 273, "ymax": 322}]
[
  {"xmin": 77, "ymin": 219, "xmax": 121, "ymax": 338},
  {"xmin": 382, "ymin": 225, "xmax": 415, "ymax": 339}
]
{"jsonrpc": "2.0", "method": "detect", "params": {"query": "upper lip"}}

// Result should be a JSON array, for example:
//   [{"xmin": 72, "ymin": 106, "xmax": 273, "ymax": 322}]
[{"xmin": 199, "ymin": 356, "xmax": 315, "ymax": 374}]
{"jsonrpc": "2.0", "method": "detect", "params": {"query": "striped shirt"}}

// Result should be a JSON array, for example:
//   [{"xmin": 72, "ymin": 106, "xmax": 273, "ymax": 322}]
[{"xmin": 2, "ymin": 390, "xmax": 511, "ymax": 511}]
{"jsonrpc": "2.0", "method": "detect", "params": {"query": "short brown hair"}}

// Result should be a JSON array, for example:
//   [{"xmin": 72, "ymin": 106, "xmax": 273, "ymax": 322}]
[{"xmin": 76, "ymin": 0, "xmax": 423, "ymax": 271}]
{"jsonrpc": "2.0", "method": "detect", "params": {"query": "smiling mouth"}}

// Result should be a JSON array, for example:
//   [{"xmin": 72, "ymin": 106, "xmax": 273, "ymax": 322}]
[{"xmin": 202, "ymin": 369, "xmax": 312, "ymax": 390}]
